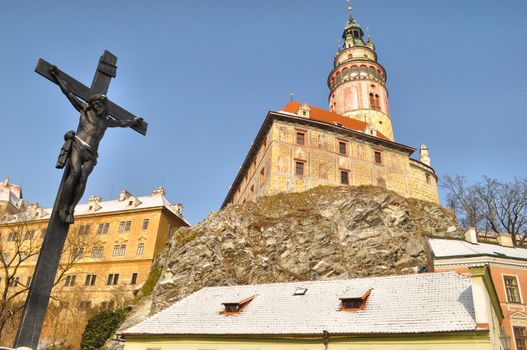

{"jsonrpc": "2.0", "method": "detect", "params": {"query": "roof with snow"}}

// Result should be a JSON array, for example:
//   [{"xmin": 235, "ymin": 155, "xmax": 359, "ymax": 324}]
[
  {"xmin": 428, "ymin": 237, "xmax": 527, "ymax": 261},
  {"xmin": 123, "ymin": 272, "xmax": 478, "ymax": 336}
]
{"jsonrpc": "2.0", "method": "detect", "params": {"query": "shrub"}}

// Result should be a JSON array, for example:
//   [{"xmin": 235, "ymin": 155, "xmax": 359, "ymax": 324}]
[
  {"xmin": 80, "ymin": 308, "xmax": 128, "ymax": 350},
  {"xmin": 140, "ymin": 266, "xmax": 161, "ymax": 297}
]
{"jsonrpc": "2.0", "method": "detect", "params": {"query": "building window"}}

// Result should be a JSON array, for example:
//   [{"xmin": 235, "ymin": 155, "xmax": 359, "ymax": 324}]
[
  {"xmin": 340, "ymin": 170, "xmax": 350, "ymax": 185},
  {"xmin": 26, "ymin": 276, "xmax": 32, "ymax": 287},
  {"xmin": 71, "ymin": 247, "xmax": 84, "ymax": 260},
  {"xmin": 338, "ymin": 140, "xmax": 348, "ymax": 155},
  {"xmin": 515, "ymin": 327, "xmax": 527, "ymax": 350},
  {"xmin": 374, "ymin": 151, "xmax": 382, "ymax": 164},
  {"xmin": 91, "ymin": 246, "xmax": 104, "ymax": 258},
  {"xmin": 131, "ymin": 273, "xmax": 138, "ymax": 285},
  {"xmin": 78, "ymin": 224, "xmax": 90, "ymax": 235},
  {"xmin": 23, "ymin": 230, "xmax": 35, "ymax": 241},
  {"xmin": 426, "ymin": 173, "xmax": 431, "ymax": 184},
  {"xmin": 85, "ymin": 274, "xmax": 96, "ymax": 286},
  {"xmin": 64, "ymin": 275, "xmax": 76, "ymax": 287},
  {"xmin": 504, "ymin": 276, "xmax": 521, "ymax": 303},
  {"xmin": 97, "ymin": 223, "xmax": 109, "ymax": 235},
  {"xmin": 295, "ymin": 161, "xmax": 305, "ymax": 176},
  {"xmin": 7, "ymin": 232, "xmax": 16, "ymax": 242},
  {"xmin": 136, "ymin": 243, "xmax": 144, "ymax": 256},
  {"xmin": 112, "ymin": 244, "xmax": 126, "ymax": 257},
  {"xmin": 296, "ymin": 131, "xmax": 306, "ymax": 145},
  {"xmin": 8, "ymin": 277, "xmax": 20, "ymax": 287},
  {"xmin": 118, "ymin": 220, "xmax": 132, "ymax": 233},
  {"xmin": 79, "ymin": 301, "xmax": 92, "ymax": 310},
  {"xmin": 142, "ymin": 218, "xmax": 149, "ymax": 231},
  {"xmin": 107, "ymin": 273, "xmax": 119, "ymax": 285}
]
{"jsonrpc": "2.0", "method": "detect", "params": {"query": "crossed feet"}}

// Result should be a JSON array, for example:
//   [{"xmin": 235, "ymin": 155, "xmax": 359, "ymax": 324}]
[{"xmin": 59, "ymin": 208, "xmax": 75, "ymax": 224}]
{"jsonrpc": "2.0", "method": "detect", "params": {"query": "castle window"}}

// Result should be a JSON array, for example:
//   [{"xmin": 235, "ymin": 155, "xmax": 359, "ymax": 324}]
[
  {"xmin": 136, "ymin": 243, "xmax": 144, "ymax": 256},
  {"xmin": 119, "ymin": 244, "xmax": 126, "ymax": 256},
  {"xmin": 340, "ymin": 171, "xmax": 350, "ymax": 185},
  {"xmin": 250, "ymin": 185, "xmax": 255, "ymax": 197},
  {"xmin": 504, "ymin": 276, "xmax": 521, "ymax": 303},
  {"xmin": 78, "ymin": 224, "xmax": 90, "ymax": 235},
  {"xmin": 375, "ymin": 94, "xmax": 381, "ymax": 111},
  {"xmin": 26, "ymin": 276, "xmax": 32, "ymax": 287},
  {"xmin": 142, "ymin": 218, "xmax": 149, "ymax": 231},
  {"xmin": 514, "ymin": 327, "xmax": 527, "ymax": 350},
  {"xmin": 107, "ymin": 273, "xmax": 119, "ymax": 285},
  {"xmin": 85, "ymin": 274, "xmax": 96, "ymax": 286},
  {"xmin": 7, "ymin": 232, "xmax": 15, "ymax": 242},
  {"xmin": 23, "ymin": 230, "xmax": 35, "ymax": 241},
  {"xmin": 338, "ymin": 140, "xmax": 348, "ymax": 155},
  {"xmin": 374, "ymin": 151, "xmax": 383, "ymax": 164},
  {"xmin": 131, "ymin": 273, "xmax": 138, "ymax": 285},
  {"xmin": 295, "ymin": 161, "xmax": 305, "ymax": 176},
  {"xmin": 259, "ymin": 168, "xmax": 265, "ymax": 185},
  {"xmin": 426, "ymin": 173, "xmax": 431, "ymax": 184},
  {"xmin": 296, "ymin": 131, "xmax": 306, "ymax": 145}
]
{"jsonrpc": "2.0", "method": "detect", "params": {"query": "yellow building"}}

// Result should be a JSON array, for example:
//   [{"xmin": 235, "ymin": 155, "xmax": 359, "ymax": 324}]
[
  {"xmin": 222, "ymin": 8, "xmax": 438, "ymax": 207},
  {"xmin": 122, "ymin": 270, "xmax": 505, "ymax": 350},
  {"xmin": 0, "ymin": 186, "xmax": 189, "ymax": 309}
]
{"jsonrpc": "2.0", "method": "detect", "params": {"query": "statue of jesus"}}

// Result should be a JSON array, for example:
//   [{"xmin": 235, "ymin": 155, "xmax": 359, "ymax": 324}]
[{"xmin": 49, "ymin": 66, "xmax": 142, "ymax": 223}]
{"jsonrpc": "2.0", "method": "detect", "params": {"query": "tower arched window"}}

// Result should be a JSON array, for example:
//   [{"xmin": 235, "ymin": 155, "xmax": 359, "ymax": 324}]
[
  {"xmin": 342, "ymin": 68, "xmax": 349, "ymax": 80},
  {"xmin": 375, "ymin": 94, "xmax": 381, "ymax": 111}
]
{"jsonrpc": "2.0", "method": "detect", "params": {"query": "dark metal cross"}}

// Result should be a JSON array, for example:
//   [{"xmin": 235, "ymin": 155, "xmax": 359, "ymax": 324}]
[{"xmin": 14, "ymin": 51, "xmax": 147, "ymax": 348}]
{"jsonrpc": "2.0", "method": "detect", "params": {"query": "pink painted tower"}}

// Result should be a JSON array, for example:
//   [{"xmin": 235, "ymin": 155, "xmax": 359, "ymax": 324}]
[{"xmin": 328, "ymin": 6, "xmax": 394, "ymax": 141}]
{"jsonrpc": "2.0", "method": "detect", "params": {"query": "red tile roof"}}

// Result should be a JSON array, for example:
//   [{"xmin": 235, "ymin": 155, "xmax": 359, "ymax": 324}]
[{"xmin": 281, "ymin": 101, "xmax": 389, "ymax": 140}]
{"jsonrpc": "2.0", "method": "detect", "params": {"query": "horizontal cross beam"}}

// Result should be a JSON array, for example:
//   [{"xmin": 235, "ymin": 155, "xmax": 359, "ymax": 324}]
[{"xmin": 35, "ymin": 58, "xmax": 148, "ymax": 135}]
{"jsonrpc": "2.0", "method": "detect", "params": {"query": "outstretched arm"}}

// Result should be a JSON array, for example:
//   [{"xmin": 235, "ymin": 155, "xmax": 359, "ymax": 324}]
[
  {"xmin": 107, "ymin": 116, "xmax": 143, "ymax": 128},
  {"xmin": 49, "ymin": 66, "xmax": 85, "ymax": 112}
]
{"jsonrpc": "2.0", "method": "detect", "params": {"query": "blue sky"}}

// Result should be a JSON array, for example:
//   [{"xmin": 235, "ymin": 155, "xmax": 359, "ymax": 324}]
[{"xmin": 1, "ymin": 1, "xmax": 526, "ymax": 224}]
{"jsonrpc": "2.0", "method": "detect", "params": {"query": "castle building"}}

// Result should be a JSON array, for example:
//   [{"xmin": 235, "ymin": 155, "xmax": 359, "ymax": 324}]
[
  {"xmin": 0, "ymin": 185, "xmax": 189, "ymax": 309},
  {"xmin": 222, "ymin": 8, "xmax": 438, "ymax": 208}
]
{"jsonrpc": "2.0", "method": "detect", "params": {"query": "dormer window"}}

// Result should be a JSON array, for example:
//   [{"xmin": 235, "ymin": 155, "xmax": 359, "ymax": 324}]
[
  {"xmin": 339, "ymin": 288, "xmax": 371, "ymax": 311},
  {"xmin": 222, "ymin": 295, "xmax": 255, "ymax": 315}
]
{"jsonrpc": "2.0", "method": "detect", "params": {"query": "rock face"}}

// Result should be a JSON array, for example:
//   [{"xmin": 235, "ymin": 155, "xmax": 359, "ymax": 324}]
[{"xmin": 150, "ymin": 185, "xmax": 462, "ymax": 313}]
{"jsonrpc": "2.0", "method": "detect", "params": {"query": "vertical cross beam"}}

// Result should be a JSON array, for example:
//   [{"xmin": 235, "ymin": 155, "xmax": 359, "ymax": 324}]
[{"xmin": 13, "ymin": 51, "xmax": 119, "ymax": 349}]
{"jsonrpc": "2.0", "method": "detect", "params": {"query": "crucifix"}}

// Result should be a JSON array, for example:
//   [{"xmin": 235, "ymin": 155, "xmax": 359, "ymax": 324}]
[{"xmin": 14, "ymin": 50, "xmax": 148, "ymax": 349}]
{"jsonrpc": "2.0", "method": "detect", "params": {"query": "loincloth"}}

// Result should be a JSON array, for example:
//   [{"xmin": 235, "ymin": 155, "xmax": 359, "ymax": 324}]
[{"xmin": 72, "ymin": 136, "xmax": 98, "ymax": 165}]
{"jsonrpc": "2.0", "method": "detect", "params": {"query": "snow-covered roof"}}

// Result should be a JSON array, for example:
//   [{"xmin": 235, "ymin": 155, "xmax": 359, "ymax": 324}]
[
  {"xmin": 428, "ymin": 237, "xmax": 527, "ymax": 260},
  {"xmin": 0, "ymin": 189, "xmax": 189, "ymax": 225},
  {"xmin": 123, "ymin": 272, "xmax": 477, "ymax": 336}
]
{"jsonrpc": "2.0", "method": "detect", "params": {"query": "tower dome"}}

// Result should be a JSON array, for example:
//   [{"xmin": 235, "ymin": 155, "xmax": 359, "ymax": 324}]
[{"xmin": 328, "ymin": 7, "xmax": 394, "ymax": 141}]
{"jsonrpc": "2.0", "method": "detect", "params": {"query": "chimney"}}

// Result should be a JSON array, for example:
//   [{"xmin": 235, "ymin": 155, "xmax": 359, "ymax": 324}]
[
  {"xmin": 464, "ymin": 228, "xmax": 478, "ymax": 243},
  {"xmin": 419, "ymin": 144, "xmax": 431, "ymax": 166},
  {"xmin": 88, "ymin": 195, "xmax": 102, "ymax": 203},
  {"xmin": 497, "ymin": 234, "xmax": 514, "ymax": 248},
  {"xmin": 119, "ymin": 190, "xmax": 132, "ymax": 201},
  {"xmin": 151, "ymin": 187, "xmax": 166, "ymax": 196}
]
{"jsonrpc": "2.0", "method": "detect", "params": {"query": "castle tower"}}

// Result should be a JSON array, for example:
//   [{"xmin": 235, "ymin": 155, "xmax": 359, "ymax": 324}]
[{"xmin": 328, "ymin": 7, "xmax": 394, "ymax": 141}]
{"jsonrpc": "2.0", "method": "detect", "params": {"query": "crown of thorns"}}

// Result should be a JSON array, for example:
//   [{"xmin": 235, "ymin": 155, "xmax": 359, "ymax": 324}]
[{"xmin": 88, "ymin": 94, "xmax": 108, "ymax": 104}]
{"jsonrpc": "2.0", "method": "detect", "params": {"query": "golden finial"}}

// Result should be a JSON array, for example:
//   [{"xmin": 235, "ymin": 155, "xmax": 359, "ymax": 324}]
[{"xmin": 346, "ymin": 0, "xmax": 352, "ymax": 15}]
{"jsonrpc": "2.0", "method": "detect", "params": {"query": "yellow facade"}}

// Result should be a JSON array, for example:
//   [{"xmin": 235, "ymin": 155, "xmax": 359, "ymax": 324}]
[
  {"xmin": 0, "ymin": 189, "xmax": 188, "ymax": 308},
  {"xmin": 124, "ymin": 334, "xmax": 494, "ymax": 350},
  {"xmin": 227, "ymin": 117, "xmax": 438, "ymax": 206}
]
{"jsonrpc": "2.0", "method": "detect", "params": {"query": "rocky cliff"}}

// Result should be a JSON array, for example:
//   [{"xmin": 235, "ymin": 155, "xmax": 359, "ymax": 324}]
[{"xmin": 150, "ymin": 185, "xmax": 462, "ymax": 313}]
